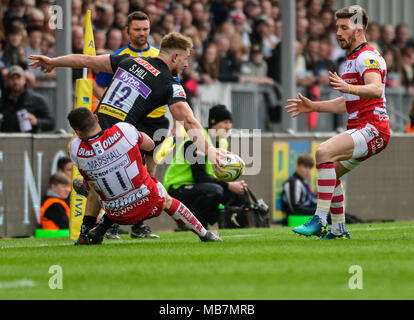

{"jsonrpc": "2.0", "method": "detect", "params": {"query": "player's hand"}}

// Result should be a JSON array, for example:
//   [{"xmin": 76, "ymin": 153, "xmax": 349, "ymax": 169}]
[
  {"xmin": 170, "ymin": 123, "xmax": 186, "ymax": 139},
  {"xmin": 228, "ymin": 180, "xmax": 248, "ymax": 195},
  {"xmin": 210, "ymin": 147, "xmax": 230, "ymax": 168},
  {"xmin": 285, "ymin": 93, "xmax": 314, "ymax": 118},
  {"xmin": 329, "ymin": 71, "xmax": 349, "ymax": 94},
  {"xmin": 28, "ymin": 55, "xmax": 55, "ymax": 73}
]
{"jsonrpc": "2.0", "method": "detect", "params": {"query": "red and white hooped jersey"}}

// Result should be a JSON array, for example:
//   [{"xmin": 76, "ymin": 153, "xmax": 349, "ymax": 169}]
[
  {"xmin": 69, "ymin": 122, "xmax": 162, "ymax": 223},
  {"xmin": 341, "ymin": 43, "xmax": 390, "ymax": 136}
]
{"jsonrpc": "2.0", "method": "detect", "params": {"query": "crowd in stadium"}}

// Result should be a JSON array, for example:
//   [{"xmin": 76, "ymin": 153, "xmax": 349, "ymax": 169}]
[{"xmin": 1, "ymin": 0, "xmax": 414, "ymax": 129}]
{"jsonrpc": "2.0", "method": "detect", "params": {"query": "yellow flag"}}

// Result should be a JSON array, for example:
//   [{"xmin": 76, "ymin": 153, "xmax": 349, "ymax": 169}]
[
  {"xmin": 69, "ymin": 79, "xmax": 94, "ymax": 240},
  {"xmin": 74, "ymin": 78, "xmax": 93, "ymax": 108},
  {"xmin": 83, "ymin": 10, "xmax": 96, "ymax": 56},
  {"xmin": 69, "ymin": 10, "xmax": 96, "ymax": 240},
  {"xmin": 69, "ymin": 166, "xmax": 88, "ymax": 240}
]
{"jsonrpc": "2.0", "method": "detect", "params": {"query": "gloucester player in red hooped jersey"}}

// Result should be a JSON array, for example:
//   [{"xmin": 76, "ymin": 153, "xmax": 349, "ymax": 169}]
[
  {"xmin": 285, "ymin": 6, "xmax": 390, "ymax": 239},
  {"xmin": 68, "ymin": 107, "xmax": 221, "ymax": 244}
]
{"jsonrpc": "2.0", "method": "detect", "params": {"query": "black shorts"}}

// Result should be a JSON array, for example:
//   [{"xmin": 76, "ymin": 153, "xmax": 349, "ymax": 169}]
[{"xmin": 137, "ymin": 116, "xmax": 170, "ymax": 157}]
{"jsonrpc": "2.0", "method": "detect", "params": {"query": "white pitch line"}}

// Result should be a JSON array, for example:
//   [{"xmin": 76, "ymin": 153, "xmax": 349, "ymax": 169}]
[
  {"xmin": 0, "ymin": 239, "xmax": 152, "ymax": 249},
  {"xmin": 0, "ymin": 279, "xmax": 36, "ymax": 289},
  {"xmin": 0, "ymin": 242, "xmax": 73, "ymax": 249},
  {"xmin": 1, "ymin": 225, "xmax": 413, "ymax": 249},
  {"xmin": 221, "ymin": 234, "xmax": 260, "ymax": 238},
  {"xmin": 350, "ymin": 225, "xmax": 414, "ymax": 232}
]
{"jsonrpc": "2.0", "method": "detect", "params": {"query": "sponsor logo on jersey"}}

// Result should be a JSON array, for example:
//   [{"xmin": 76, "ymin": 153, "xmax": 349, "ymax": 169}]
[
  {"xmin": 109, "ymin": 197, "xmax": 150, "ymax": 216},
  {"xmin": 364, "ymin": 59, "xmax": 380, "ymax": 70},
  {"xmin": 102, "ymin": 131, "xmax": 121, "ymax": 149},
  {"xmin": 172, "ymin": 84, "xmax": 186, "ymax": 99},
  {"xmin": 103, "ymin": 185, "xmax": 150, "ymax": 211},
  {"xmin": 116, "ymin": 69, "xmax": 151, "ymax": 98},
  {"xmin": 99, "ymin": 104, "xmax": 127, "ymax": 120},
  {"xmin": 133, "ymin": 57, "xmax": 160, "ymax": 76},
  {"xmin": 87, "ymin": 157, "xmax": 130, "ymax": 179},
  {"xmin": 78, "ymin": 148, "xmax": 94, "ymax": 157},
  {"xmin": 374, "ymin": 107, "xmax": 389, "ymax": 121}
]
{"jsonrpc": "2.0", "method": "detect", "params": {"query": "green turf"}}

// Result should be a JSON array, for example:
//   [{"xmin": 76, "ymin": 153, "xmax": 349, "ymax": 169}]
[{"xmin": 1, "ymin": 221, "xmax": 414, "ymax": 300}]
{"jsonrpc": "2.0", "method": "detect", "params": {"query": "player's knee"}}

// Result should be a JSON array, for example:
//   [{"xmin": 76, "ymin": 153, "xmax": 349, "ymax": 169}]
[{"xmin": 315, "ymin": 143, "xmax": 332, "ymax": 163}]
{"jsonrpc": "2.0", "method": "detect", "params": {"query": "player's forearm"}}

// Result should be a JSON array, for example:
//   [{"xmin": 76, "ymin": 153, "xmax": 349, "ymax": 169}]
[
  {"xmin": 52, "ymin": 54, "xmax": 111, "ymax": 73},
  {"xmin": 51, "ymin": 54, "xmax": 90, "ymax": 69},
  {"xmin": 348, "ymin": 83, "xmax": 383, "ymax": 99},
  {"xmin": 184, "ymin": 115, "xmax": 214, "ymax": 154},
  {"xmin": 313, "ymin": 97, "xmax": 346, "ymax": 114}
]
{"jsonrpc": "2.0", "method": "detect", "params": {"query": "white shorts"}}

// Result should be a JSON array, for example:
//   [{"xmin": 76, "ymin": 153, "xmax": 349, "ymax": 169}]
[
  {"xmin": 340, "ymin": 129, "xmax": 368, "ymax": 170},
  {"xmin": 340, "ymin": 124, "xmax": 389, "ymax": 171}
]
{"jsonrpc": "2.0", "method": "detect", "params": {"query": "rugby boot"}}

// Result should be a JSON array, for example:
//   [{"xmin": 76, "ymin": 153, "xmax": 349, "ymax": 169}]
[
  {"xmin": 130, "ymin": 223, "xmax": 160, "ymax": 239},
  {"xmin": 200, "ymin": 231, "xmax": 222, "ymax": 242},
  {"xmin": 317, "ymin": 230, "xmax": 351, "ymax": 240},
  {"xmin": 292, "ymin": 215, "xmax": 328, "ymax": 237},
  {"xmin": 105, "ymin": 223, "xmax": 121, "ymax": 240},
  {"xmin": 86, "ymin": 225, "xmax": 105, "ymax": 244},
  {"xmin": 74, "ymin": 233, "xmax": 89, "ymax": 245}
]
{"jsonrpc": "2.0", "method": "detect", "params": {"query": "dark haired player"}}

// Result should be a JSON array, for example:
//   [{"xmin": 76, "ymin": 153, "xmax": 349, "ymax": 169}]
[
  {"xmin": 285, "ymin": 6, "xmax": 389, "ymax": 239},
  {"xmin": 67, "ymin": 107, "xmax": 221, "ymax": 244}
]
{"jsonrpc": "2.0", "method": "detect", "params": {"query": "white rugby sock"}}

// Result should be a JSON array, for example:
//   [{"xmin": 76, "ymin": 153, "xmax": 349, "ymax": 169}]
[{"xmin": 166, "ymin": 198, "xmax": 207, "ymax": 237}]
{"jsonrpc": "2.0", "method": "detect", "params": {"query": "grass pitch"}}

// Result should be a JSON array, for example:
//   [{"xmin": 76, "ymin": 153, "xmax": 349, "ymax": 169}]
[{"xmin": 1, "ymin": 221, "xmax": 414, "ymax": 300}]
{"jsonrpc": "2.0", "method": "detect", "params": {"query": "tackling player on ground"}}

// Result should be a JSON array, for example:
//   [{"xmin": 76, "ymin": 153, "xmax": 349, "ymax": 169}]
[
  {"xmin": 285, "ymin": 6, "xmax": 390, "ymax": 239},
  {"xmin": 29, "ymin": 32, "xmax": 228, "ymax": 244},
  {"xmin": 67, "ymin": 107, "xmax": 221, "ymax": 244}
]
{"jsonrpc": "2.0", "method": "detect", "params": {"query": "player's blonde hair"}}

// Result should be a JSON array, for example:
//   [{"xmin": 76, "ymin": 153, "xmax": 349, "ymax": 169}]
[{"xmin": 160, "ymin": 32, "xmax": 193, "ymax": 53}]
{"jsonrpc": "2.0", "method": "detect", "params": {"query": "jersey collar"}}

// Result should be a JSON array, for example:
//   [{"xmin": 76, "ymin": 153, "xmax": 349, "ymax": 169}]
[
  {"xmin": 347, "ymin": 42, "xmax": 368, "ymax": 58},
  {"xmin": 127, "ymin": 42, "xmax": 151, "ymax": 53},
  {"xmin": 86, "ymin": 130, "xmax": 105, "ymax": 142}
]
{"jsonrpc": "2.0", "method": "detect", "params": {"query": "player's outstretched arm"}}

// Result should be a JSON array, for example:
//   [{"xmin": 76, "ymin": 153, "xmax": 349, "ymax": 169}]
[
  {"xmin": 285, "ymin": 93, "xmax": 346, "ymax": 117},
  {"xmin": 28, "ymin": 54, "xmax": 113, "ymax": 74},
  {"xmin": 169, "ymin": 101, "xmax": 228, "ymax": 166},
  {"xmin": 169, "ymin": 101, "xmax": 213, "ymax": 151}
]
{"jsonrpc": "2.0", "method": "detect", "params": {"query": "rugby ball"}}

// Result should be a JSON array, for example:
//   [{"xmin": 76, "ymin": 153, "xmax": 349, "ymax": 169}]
[{"xmin": 214, "ymin": 153, "xmax": 245, "ymax": 182}]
